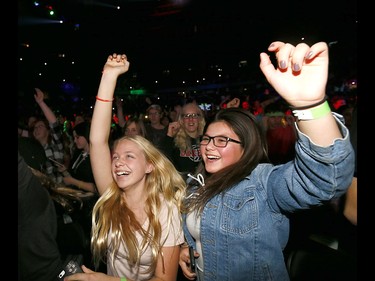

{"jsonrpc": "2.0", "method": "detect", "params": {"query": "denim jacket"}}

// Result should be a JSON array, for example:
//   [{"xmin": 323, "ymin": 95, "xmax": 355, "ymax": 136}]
[{"xmin": 183, "ymin": 113, "xmax": 355, "ymax": 281}]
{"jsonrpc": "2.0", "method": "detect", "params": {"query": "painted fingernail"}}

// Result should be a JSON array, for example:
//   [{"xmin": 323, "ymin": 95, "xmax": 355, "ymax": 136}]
[
  {"xmin": 279, "ymin": 60, "xmax": 286, "ymax": 69},
  {"xmin": 293, "ymin": 63, "xmax": 300, "ymax": 71},
  {"xmin": 305, "ymin": 51, "xmax": 313, "ymax": 59}
]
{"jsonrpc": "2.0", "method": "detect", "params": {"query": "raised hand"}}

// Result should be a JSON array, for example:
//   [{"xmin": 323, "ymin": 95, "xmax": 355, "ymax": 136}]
[
  {"xmin": 102, "ymin": 53, "xmax": 130, "ymax": 77},
  {"xmin": 34, "ymin": 88, "xmax": 45, "ymax": 103},
  {"xmin": 259, "ymin": 41, "xmax": 329, "ymax": 108}
]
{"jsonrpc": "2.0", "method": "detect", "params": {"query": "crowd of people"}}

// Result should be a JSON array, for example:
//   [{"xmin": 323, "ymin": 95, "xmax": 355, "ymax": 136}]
[{"xmin": 18, "ymin": 40, "xmax": 357, "ymax": 281}]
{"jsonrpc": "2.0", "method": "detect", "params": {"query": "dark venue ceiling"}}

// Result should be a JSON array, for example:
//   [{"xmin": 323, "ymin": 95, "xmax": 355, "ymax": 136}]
[{"xmin": 18, "ymin": 0, "xmax": 357, "ymax": 115}]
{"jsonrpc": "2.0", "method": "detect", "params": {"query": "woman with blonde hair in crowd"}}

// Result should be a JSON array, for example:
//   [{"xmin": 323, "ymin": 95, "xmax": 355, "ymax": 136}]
[
  {"xmin": 160, "ymin": 102, "xmax": 206, "ymax": 179},
  {"xmin": 65, "ymin": 53, "xmax": 186, "ymax": 281}
]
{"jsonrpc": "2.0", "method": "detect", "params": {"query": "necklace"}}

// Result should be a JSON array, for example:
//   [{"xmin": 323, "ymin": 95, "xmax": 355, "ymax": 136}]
[{"xmin": 71, "ymin": 151, "xmax": 89, "ymax": 171}]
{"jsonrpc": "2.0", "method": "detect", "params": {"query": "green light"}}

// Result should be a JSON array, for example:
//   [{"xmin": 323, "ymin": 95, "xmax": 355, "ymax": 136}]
[{"xmin": 130, "ymin": 89, "xmax": 146, "ymax": 95}]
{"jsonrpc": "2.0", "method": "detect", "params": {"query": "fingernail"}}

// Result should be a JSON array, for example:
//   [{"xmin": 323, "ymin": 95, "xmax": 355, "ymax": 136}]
[
  {"xmin": 269, "ymin": 43, "xmax": 275, "ymax": 48},
  {"xmin": 305, "ymin": 51, "xmax": 313, "ymax": 59},
  {"xmin": 293, "ymin": 63, "xmax": 300, "ymax": 71},
  {"xmin": 279, "ymin": 60, "xmax": 286, "ymax": 69}
]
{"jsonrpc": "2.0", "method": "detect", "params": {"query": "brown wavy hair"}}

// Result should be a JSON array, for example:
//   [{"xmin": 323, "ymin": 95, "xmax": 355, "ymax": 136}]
[{"xmin": 183, "ymin": 107, "xmax": 269, "ymax": 215}]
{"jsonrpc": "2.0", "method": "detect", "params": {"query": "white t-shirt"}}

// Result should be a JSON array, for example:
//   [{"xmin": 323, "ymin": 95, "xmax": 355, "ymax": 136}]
[{"xmin": 107, "ymin": 199, "xmax": 184, "ymax": 280}]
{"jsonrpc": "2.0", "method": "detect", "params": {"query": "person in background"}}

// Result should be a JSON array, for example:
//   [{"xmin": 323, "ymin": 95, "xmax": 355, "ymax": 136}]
[
  {"xmin": 115, "ymin": 97, "xmax": 147, "ymax": 138},
  {"xmin": 18, "ymin": 151, "xmax": 63, "ymax": 281},
  {"xmin": 31, "ymin": 87, "xmax": 65, "ymax": 184},
  {"xmin": 334, "ymin": 105, "xmax": 357, "ymax": 262},
  {"xmin": 56, "ymin": 121, "xmax": 98, "ymax": 259},
  {"xmin": 18, "ymin": 114, "xmax": 37, "ymax": 137},
  {"xmin": 178, "ymin": 41, "xmax": 355, "ymax": 281},
  {"xmin": 161, "ymin": 111, "xmax": 171, "ymax": 127},
  {"xmin": 160, "ymin": 102, "xmax": 206, "ymax": 179},
  {"xmin": 144, "ymin": 104, "xmax": 168, "ymax": 150},
  {"xmin": 65, "ymin": 53, "xmax": 186, "ymax": 281},
  {"xmin": 343, "ymin": 105, "xmax": 357, "ymax": 226},
  {"xmin": 115, "ymin": 96, "xmax": 127, "ymax": 129},
  {"xmin": 57, "ymin": 114, "xmax": 76, "ymax": 169},
  {"xmin": 262, "ymin": 100, "xmax": 297, "ymax": 165},
  {"xmin": 58, "ymin": 121, "xmax": 97, "ymax": 194},
  {"xmin": 124, "ymin": 116, "xmax": 148, "ymax": 138},
  {"xmin": 18, "ymin": 135, "xmax": 47, "ymax": 172}
]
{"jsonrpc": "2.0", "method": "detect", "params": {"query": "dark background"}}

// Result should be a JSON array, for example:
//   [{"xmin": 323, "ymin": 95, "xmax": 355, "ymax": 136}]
[{"xmin": 18, "ymin": 0, "xmax": 357, "ymax": 116}]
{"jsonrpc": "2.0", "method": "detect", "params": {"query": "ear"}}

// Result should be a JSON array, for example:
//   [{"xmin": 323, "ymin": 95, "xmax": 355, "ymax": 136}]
[{"xmin": 145, "ymin": 163, "xmax": 154, "ymax": 174}]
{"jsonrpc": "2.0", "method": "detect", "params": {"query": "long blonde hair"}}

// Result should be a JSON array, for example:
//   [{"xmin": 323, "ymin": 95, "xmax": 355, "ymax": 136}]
[
  {"xmin": 90, "ymin": 135, "xmax": 186, "ymax": 275},
  {"xmin": 174, "ymin": 103, "xmax": 206, "ymax": 151}
]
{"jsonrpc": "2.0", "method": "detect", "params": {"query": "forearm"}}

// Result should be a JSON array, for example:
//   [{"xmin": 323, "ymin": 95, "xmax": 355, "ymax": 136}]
[
  {"xmin": 288, "ymin": 114, "xmax": 355, "ymax": 204},
  {"xmin": 90, "ymin": 72, "xmax": 118, "ymax": 146},
  {"xmin": 37, "ymin": 101, "xmax": 57, "ymax": 123},
  {"xmin": 73, "ymin": 178, "xmax": 96, "ymax": 193},
  {"xmin": 296, "ymin": 112, "xmax": 343, "ymax": 146},
  {"xmin": 117, "ymin": 106, "xmax": 126, "ymax": 128},
  {"xmin": 343, "ymin": 177, "xmax": 357, "ymax": 225}
]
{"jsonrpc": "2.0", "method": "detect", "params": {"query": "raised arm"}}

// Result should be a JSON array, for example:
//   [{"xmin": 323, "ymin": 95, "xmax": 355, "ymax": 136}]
[
  {"xmin": 115, "ymin": 96, "xmax": 126, "ymax": 128},
  {"xmin": 90, "ymin": 53, "xmax": 130, "ymax": 195},
  {"xmin": 34, "ymin": 88, "xmax": 57, "ymax": 124},
  {"xmin": 259, "ymin": 41, "xmax": 341, "ymax": 146}
]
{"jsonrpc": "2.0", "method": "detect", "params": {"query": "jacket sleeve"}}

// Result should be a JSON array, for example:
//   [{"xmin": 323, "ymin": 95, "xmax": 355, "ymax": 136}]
[{"xmin": 266, "ymin": 112, "xmax": 355, "ymax": 213}]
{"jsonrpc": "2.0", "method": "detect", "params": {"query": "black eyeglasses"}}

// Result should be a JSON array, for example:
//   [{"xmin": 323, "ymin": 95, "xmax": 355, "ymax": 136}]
[
  {"xmin": 200, "ymin": 135, "xmax": 242, "ymax": 148},
  {"xmin": 182, "ymin": 113, "xmax": 201, "ymax": 119}
]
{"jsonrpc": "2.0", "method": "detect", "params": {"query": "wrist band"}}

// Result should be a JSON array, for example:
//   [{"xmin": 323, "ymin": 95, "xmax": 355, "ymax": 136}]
[
  {"xmin": 120, "ymin": 277, "xmax": 127, "ymax": 281},
  {"xmin": 292, "ymin": 100, "xmax": 331, "ymax": 120},
  {"xmin": 289, "ymin": 96, "xmax": 327, "ymax": 110},
  {"xmin": 96, "ymin": 96, "xmax": 114, "ymax": 102}
]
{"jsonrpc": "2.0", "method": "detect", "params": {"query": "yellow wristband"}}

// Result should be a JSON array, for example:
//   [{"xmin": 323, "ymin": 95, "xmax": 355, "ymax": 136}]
[
  {"xmin": 292, "ymin": 101, "xmax": 331, "ymax": 120},
  {"xmin": 120, "ymin": 278, "xmax": 127, "ymax": 281}
]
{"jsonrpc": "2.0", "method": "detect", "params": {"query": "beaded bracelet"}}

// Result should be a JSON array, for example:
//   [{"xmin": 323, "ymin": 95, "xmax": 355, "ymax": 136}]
[{"xmin": 96, "ymin": 96, "xmax": 114, "ymax": 102}]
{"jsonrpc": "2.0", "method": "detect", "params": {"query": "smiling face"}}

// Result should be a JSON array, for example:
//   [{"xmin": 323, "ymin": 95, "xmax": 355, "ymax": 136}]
[
  {"xmin": 180, "ymin": 103, "xmax": 201, "ymax": 135},
  {"xmin": 200, "ymin": 121, "xmax": 244, "ymax": 173},
  {"xmin": 111, "ymin": 139, "xmax": 153, "ymax": 190}
]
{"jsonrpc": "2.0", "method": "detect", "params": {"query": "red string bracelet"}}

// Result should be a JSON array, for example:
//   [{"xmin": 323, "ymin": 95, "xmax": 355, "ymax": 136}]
[{"xmin": 96, "ymin": 96, "xmax": 114, "ymax": 102}]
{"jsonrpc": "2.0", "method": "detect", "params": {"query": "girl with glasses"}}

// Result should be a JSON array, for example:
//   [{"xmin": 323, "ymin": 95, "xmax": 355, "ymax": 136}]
[{"xmin": 179, "ymin": 41, "xmax": 355, "ymax": 281}]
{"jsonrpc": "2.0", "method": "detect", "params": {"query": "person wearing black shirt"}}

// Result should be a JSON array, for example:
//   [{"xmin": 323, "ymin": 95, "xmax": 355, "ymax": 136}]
[
  {"xmin": 159, "ymin": 102, "xmax": 205, "ymax": 179},
  {"xmin": 18, "ymin": 151, "xmax": 63, "ymax": 281}
]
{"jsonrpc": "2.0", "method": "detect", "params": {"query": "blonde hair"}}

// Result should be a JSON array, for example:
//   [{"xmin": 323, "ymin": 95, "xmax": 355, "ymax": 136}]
[
  {"xmin": 90, "ymin": 135, "xmax": 186, "ymax": 275},
  {"xmin": 174, "ymin": 103, "xmax": 206, "ymax": 151}
]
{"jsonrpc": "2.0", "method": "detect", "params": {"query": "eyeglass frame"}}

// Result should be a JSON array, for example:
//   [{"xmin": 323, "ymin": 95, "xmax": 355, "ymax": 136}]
[
  {"xmin": 182, "ymin": 113, "xmax": 201, "ymax": 119},
  {"xmin": 200, "ymin": 135, "xmax": 242, "ymax": 148}
]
